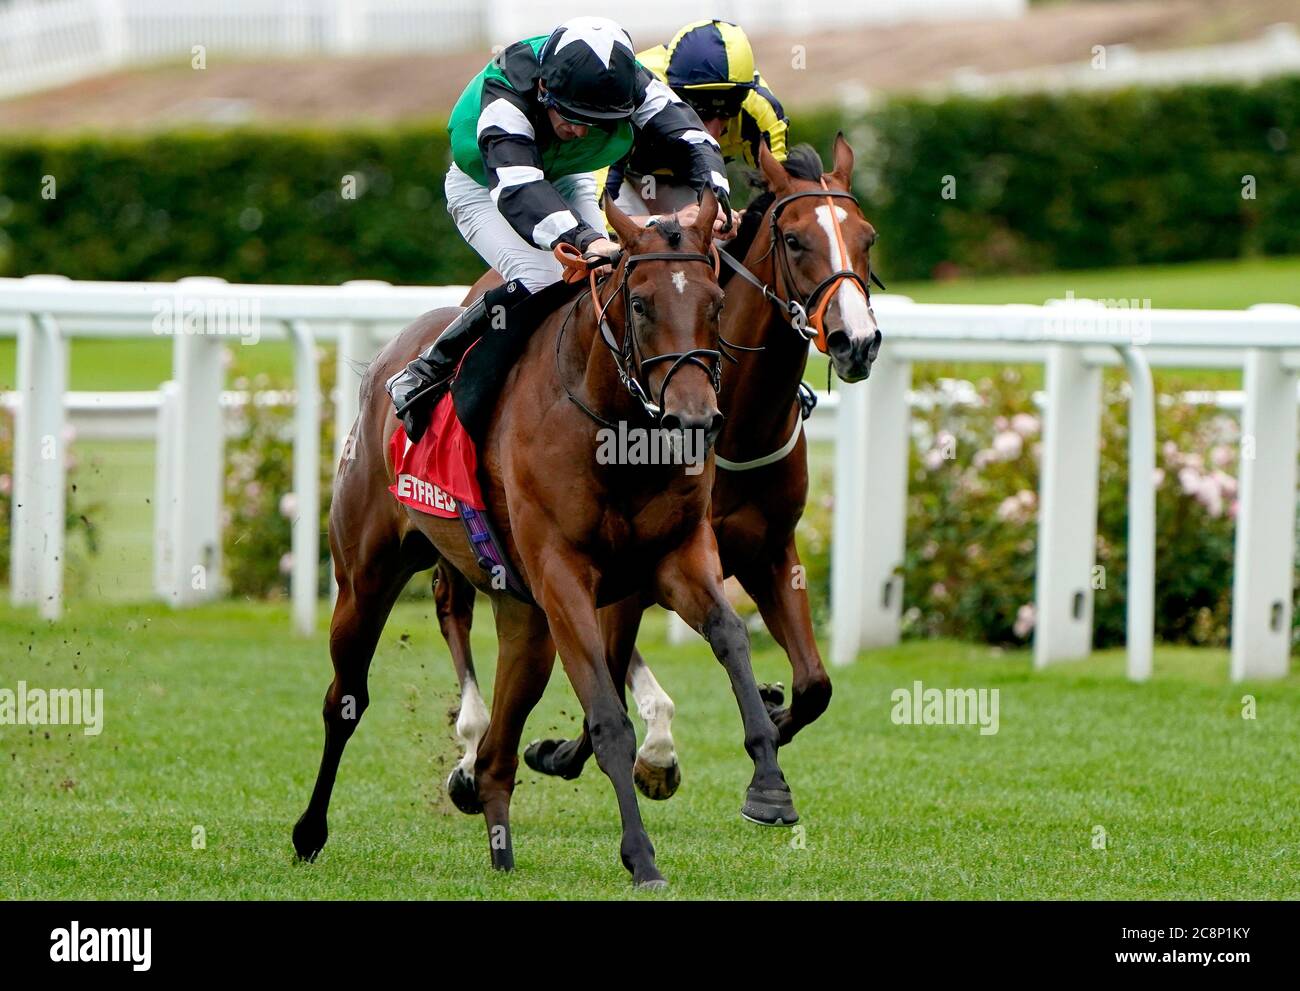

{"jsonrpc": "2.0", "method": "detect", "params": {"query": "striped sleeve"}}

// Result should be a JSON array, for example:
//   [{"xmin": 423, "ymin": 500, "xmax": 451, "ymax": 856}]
[
  {"xmin": 476, "ymin": 77, "xmax": 601, "ymax": 252},
  {"xmin": 629, "ymin": 69, "xmax": 730, "ymax": 197},
  {"xmin": 740, "ymin": 76, "xmax": 789, "ymax": 166}
]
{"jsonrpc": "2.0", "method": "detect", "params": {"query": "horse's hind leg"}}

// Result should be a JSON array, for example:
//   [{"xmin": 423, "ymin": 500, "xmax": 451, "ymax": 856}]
[
  {"xmin": 293, "ymin": 529, "xmax": 418, "ymax": 862},
  {"xmin": 472, "ymin": 596, "xmax": 555, "ymax": 871},
  {"xmin": 434, "ymin": 561, "xmax": 488, "ymax": 812},
  {"xmin": 628, "ymin": 646, "xmax": 680, "ymax": 800},
  {"xmin": 735, "ymin": 536, "xmax": 831, "ymax": 745}
]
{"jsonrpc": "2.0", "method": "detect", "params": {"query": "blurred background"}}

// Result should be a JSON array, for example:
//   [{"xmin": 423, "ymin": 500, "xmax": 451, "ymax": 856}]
[{"xmin": 0, "ymin": 0, "xmax": 1297, "ymax": 654}]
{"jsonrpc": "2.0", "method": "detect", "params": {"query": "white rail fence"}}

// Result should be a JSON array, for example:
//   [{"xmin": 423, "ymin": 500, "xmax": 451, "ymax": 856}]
[
  {"xmin": 0, "ymin": 0, "xmax": 486, "ymax": 99},
  {"xmin": 944, "ymin": 23, "xmax": 1300, "ymax": 97},
  {"xmin": 0, "ymin": 275, "xmax": 1296, "ymax": 682},
  {"xmin": 0, "ymin": 0, "xmax": 1028, "ymax": 100}
]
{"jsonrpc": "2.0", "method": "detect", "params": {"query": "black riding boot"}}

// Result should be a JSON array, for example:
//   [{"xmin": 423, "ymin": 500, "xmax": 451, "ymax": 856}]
[{"xmin": 386, "ymin": 279, "xmax": 528, "ymax": 442}]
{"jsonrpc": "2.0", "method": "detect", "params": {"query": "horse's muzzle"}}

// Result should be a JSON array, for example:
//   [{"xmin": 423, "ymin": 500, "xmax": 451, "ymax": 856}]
[
  {"xmin": 826, "ymin": 328, "xmax": 883, "ymax": 383},
  {"xmin": 660, "ymin": 411, "xmax": 725, "ymax": 452}
]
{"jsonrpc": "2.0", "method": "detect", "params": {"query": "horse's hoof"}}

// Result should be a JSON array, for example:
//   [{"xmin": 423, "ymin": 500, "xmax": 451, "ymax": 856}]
[
  {"xmin": 634, "ymin": 755, "xmax": 681, "ymax": 800},
  {"xmin": 523, "ymin": 738, "xmax": 585, "ymax": 780},
  {"xmin": 635, "ymin": 877, "xmax": 669, "ymax": 891},
  {"xmin": 292, "ymin": 813, "xmax": 327, "ymax": 862},
  {"xmin": 758, "ymin": 682, "xmax": 786, "ymax": 716},
  {"xmin": 740, "ymin": 786, "xmax": 799, "ymax": 827},
  {"xmin": 447, "ymin": 765, "xmax": 483, "ymax": 815}
]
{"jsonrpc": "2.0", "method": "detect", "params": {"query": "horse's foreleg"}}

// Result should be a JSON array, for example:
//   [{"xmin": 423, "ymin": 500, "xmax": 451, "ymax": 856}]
[
  {"xmin": 535, "ymin": 558, "xmax": 665, "ymax": 887},
  {"xmin": 522, "ymin": 597, "xmax": 682, "ymax": 802},
  {"xmin": 655, "ymin": 523, "xmax": 796, "ymax": 826},
  {"xmin": 472, "ymin": 596, "xmax": 555, "ymax": 871},
  {"xmin": 735, "ymin": 536, "xmax": 831, "ymax": 745},
  {"xmin": 434, "ymin": 561, "xmax": 488, "ymax": 810},
  {"xmin": 294, "ymin": 539, "xmax": 414, "ymax": 862}
]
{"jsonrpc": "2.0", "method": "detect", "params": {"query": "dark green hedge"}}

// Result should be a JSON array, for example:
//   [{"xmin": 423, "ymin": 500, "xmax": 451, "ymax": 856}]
[
  {"xmin": 1, "ymin": 76, "xmax": 1297, "ymax": 284},
  {"xmin": 831, "ymin": 75, "xmax": 1300, "ymax": 279},
  {"xmin": 0, "ymin": 126, "xmax": 484, "ymax": 285}
]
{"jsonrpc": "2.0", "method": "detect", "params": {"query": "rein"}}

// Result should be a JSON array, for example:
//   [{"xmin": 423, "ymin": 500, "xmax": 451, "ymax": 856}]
[
  {"xmin": 711, "ymin": 178, "xmax": 884, "ymax": 471},
  {"xmin": 554, "ymin": 243, "xmax": 723, "ymax": 429}
]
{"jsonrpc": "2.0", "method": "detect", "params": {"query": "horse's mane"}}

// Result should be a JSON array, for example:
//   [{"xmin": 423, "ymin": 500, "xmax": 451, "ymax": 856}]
[{"xmin": 719, "ymin": 144, "xmax": 825, "ymax": 288}]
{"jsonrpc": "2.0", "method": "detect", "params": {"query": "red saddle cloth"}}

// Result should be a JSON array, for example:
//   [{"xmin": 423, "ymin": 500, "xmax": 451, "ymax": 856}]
[{"xmin": 388, "ymin": 391, "xmax": 485, "ymax": 518}]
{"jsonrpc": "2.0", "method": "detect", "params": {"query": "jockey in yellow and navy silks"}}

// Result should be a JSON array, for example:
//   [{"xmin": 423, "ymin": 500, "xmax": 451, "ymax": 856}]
[
  {"xmin": 386, "ymin": 16, "xmax": 731, "ymax": 442},
  {"xmin": 604, "ymin": 19, "xmax": 788, "ymax": 221}
]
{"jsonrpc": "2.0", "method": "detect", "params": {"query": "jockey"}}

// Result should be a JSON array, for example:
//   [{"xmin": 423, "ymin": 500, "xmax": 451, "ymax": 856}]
[
  {"xmin": 387, "ymin": 15, "xmax": 733, "ymax": 442},
  {"xmin": 603, "ymin": 19, "xmax": 788, "ymax": 223}
]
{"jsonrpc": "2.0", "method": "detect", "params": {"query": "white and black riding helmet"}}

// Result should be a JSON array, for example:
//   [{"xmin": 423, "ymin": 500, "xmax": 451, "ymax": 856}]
[{"xmin": 539, "ymin": 16, "xmax": 638, "ymax": 124}]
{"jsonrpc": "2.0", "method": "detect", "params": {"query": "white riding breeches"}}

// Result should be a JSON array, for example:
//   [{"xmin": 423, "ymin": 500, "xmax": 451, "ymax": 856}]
[
  {"xmin": 613, "ymin": 177, "xmax": 698, "ymax": 216},
  {"xmin": 444, "ymin": 163, "xmax": 606, "ymax": 293}
]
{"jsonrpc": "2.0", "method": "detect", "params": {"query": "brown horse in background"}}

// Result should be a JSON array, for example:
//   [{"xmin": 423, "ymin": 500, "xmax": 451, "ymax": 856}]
[
  {"xmin": 293, "ymin": 190, "xmax": 797, "ymax": 887},
  {"xmin": 436, "ymin": 135, "xmax": 881, "ymax": 797}
]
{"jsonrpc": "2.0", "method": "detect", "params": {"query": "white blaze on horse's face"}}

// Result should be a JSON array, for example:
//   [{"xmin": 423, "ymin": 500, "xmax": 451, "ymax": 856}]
[
  {"xmin": 814, "ymin": 204, "xmax": 877, "ymax": 342},
  {"xmin": 671, "ymin": 270, "xmax": 687, "ymax": 295}
]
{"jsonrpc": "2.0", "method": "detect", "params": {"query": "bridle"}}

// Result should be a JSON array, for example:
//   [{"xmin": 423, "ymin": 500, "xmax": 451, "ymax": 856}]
[
  {"xmin": 718, "ymin": 177, "xmax": 886, "ymax": 354},
  {"xmin": 554, "ymin": 241, "xmax": 724, "ymax": 428}
]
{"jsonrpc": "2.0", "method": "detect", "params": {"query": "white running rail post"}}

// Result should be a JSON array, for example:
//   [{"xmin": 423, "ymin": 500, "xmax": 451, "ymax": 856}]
[
  {"xmin": 11, "ymin": 307, "xmax": 69, "ymax": 619},
  {"xmin": 164, "ymin": 278, "xmax": 226, "ymax": 605},
  {"xmin": 856, "ymin": 349, "xmax": 912, "ymax": 657},
  {"xmin": 153, "ymin": 380, "xmax": 179, "ymax": 598},
  {"xmin": 1117, "ymin": 345, "xmax": 1156, "ymax": 682},
  {"xmin": 289, "ymin": 319, "xmax": 321, "ymax": 636},
  {"xmin": 1231, "ymin": 321, "xmax": 1300, "ymax": 681},
  {"xmin": 1033, "ymin": 344, "xmax": 1103, "ymax": 668}
]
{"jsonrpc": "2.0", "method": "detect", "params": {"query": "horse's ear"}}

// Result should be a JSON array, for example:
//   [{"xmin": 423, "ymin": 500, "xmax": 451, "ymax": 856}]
[
  {"xmin": 758, "ymin": 138, "xmax": 787, "ymax": 192},
  {"xmin": 604, "ymin": 192, "xmax": 642, "ymax": 248},
  {"xmin": 694, "ymin": 186, "xmax": 719, "ymax": 245},
  {"xmin": 829, "ymin": 131, "xmax": 855, "ymax": 191}
]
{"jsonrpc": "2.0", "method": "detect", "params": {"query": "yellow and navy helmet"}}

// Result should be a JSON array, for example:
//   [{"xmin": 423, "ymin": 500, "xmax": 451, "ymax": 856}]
[{"xmin": 664, "ymin": 19, "xmax": 756, "ymax": 118}]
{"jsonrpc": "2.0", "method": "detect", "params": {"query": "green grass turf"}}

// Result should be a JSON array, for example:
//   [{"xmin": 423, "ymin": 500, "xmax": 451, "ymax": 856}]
[
  {"xmin": 1, "ymin": 599, "xmax": 1295, "ymax": 899},
  {"xmin": 890, "ymin": 255, "xmax": 1300, "ymax": 310},
  {"xmin": 65, "ymin": 439, "xmax": 156, "ymax": 603}
]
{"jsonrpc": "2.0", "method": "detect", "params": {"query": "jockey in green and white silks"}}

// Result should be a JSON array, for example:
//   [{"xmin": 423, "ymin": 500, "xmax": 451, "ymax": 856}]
[{"xmin": 387, "ymin": 16, "xmax": 732, "ymax": 442}]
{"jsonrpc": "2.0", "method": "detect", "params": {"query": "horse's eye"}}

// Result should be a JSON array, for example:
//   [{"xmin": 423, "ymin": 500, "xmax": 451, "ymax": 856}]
[
  {"xmin": 784, "ymin": 234, "xmax": 801, "ymax": 251},
  {"xmin": 630, "ymin": 297, "xmax": 645, "ymax": 316}
]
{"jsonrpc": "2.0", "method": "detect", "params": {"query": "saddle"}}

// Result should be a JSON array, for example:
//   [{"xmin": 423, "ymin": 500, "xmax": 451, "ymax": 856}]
[
  {"xmin": 450, "ymin": 277, "xmax": 585, "ymax": 445},
  {"xmin": 388, "ymin": 276, "xmax": 584, "ymax": 602}
]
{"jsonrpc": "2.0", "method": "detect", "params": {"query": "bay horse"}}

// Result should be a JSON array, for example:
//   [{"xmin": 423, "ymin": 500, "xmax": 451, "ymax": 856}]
[
  {"xmin": 436, "ymin": 135, "xmax": 882, "ymax": 799},
  {"xmin": 293, "ymin": 189, "xmax": 797, "ymax": 888}
]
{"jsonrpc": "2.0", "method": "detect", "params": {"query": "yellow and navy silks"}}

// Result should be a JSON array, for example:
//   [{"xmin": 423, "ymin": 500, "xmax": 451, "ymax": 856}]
[{"xmin": 599, "ymin": 19, "xmax": 788, "ymax": 203}]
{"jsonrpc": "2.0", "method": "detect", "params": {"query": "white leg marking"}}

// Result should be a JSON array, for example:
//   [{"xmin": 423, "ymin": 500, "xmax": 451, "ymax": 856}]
[
  {"xmin": 455, "ymin": 677, "xmax": 490, "ymax": 773},
  {"xmin": 814, "ymin": 204, "xmax": 877, "ymax": 342},
  {"xmin": 629, "ymin": 655, "xmax": 677, "ymax": 768}
]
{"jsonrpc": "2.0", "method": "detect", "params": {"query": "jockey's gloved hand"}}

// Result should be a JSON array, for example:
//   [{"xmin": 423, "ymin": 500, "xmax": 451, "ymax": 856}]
[
  {"xmin": 583, "ymin": 236, "xmax": 621, "ymax": 266},
  {"xmin": 714, "ymin": 186, "xmax": 735, "ymax": 234}
]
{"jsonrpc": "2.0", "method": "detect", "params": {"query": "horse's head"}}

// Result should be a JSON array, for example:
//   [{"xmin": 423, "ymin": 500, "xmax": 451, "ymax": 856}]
[
  {"xmin": 604, "ymin": 191, "xmax": 726, "ymax": 448},
  {"xmin": 758, "ymin": 135, "xmax": 882, "ymax": 383}
]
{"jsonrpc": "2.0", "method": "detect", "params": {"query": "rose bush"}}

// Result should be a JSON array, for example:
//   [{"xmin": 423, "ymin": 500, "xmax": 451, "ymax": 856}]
[
  {"xmin": 798, "ymin": 367, "xmax": 1269, "ymax": 650},
  {"xmin": 222, "ymin": 356, "xmax": 336, "ymax": 599}
]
